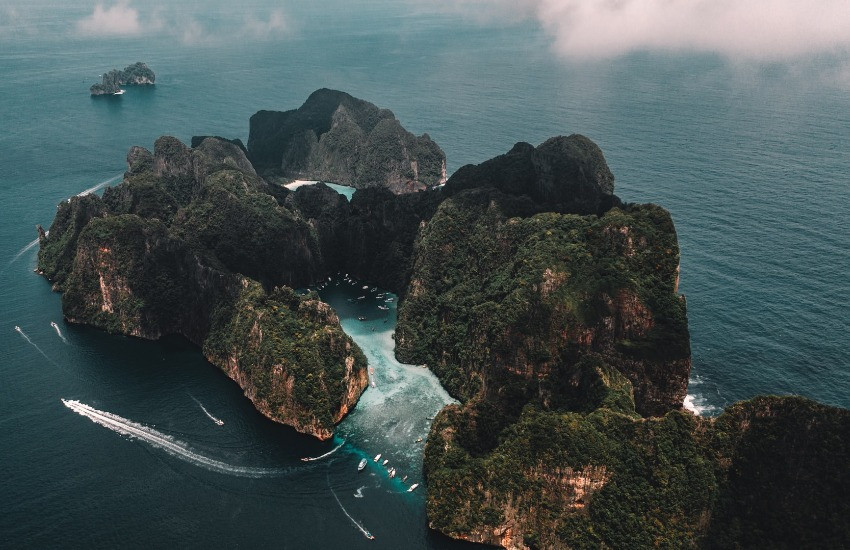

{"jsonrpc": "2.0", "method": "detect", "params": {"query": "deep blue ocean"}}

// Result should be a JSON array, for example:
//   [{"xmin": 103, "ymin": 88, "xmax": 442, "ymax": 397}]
[{"xmin": 2, "ymin": 2, "xmax": 849, "ymax": 547}]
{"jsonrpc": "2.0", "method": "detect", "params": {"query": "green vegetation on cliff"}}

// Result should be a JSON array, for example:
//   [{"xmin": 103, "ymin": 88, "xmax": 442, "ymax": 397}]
[
  {"xmin": 37, "ymin": 194, "xmax": 107, "ymax": 289},
  {"xmin": 397, "ymin": 188, "xmax": 689, "ymax": 417},
  {"xmin": 62, "ymin": 214, "xmax": 191, "ymax": 338},
  {"xmin": 425, "ymin": 392, "xmax": 850, "ymax": 549},
  {"xmin": 204, "ymin": 282, "xmax": 367, "ymax": 436},
  {"xmin": 37, "ymin": 135, "xmax": 370, "ymax": 439}
]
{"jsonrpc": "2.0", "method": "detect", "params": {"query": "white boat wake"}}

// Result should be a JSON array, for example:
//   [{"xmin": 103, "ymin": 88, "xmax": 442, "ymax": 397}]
[
  {"xmin": 327, "ymin": 472, "xmax": 374, "ymax": 540},
  {"xmin": 189, "ymin": 394, "xmax": 224, "ymax": 426},
  {"xmin": 301, "ymin": 439, "xmax": 345, "ymax": 462},
  {"xmin": 15, "ymin": 326, "xmax": 55, "ymax": 364},
  {"xmin": 10, "ymin": 237, "xmax": 40, "ymax": 264},
  {"xmin": 354, "ymin": 485, "xmax": 366, "ymax": 498},
  {"xmin": 76, "ymin": 174, "xmax": 122, "ymax": 197},
  {"xmin": 50, "ymin": 321, "xmax": 68, "ymax": 344},
  {"xmin": 62, "ymin": 399, "xmax": 282, "ymax": 478}
]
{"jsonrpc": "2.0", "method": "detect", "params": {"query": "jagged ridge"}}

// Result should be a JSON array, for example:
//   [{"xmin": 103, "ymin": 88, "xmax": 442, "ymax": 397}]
[{"xmin": 248, "ymin": 88, "xmax": 446, "ymax": 193}]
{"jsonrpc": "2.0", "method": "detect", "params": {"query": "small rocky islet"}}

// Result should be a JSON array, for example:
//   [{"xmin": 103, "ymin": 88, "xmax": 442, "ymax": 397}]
[
  {"xmin": 38, "ymin": 89, "xmax": 850, "ymax": 548},
  {"xmin": 89, "ymin": 62, "xmax": 155, "ymax": 96}
]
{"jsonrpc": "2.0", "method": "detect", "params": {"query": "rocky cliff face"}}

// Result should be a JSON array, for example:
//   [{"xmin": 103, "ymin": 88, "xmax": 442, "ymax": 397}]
[
  {"xmin": 425, "ymin": 380, "xmax": 850, "ymax": 549},
  {"xmin": 396, "ymin": 189, "xmax": 689, "ymax": 416},
  {"xmin": 248, "ymin": 88, "xmax": 446, "ymax": 193},
  {"xmin": 406, "ymin": 138, "xmax": 848, "ymax": 549},
  {"xmin": 38, "ymin": 136, "xmax": 367, "ymax": 439},
  {"xmin": 204, "ymin": 282, "xmax": 368, "ymax": 440},
  {"xmin": 284, "ymin": 183, "xmax": 443, "ymax": 295}
]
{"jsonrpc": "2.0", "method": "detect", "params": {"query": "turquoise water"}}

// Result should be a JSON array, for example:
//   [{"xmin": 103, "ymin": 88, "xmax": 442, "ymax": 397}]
[{"xmin": 2, "ymin": 2, "xmax": 850, "ymax": 546}]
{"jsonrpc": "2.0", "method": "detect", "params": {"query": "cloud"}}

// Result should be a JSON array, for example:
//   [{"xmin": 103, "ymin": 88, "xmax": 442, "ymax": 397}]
[
  {"xmin": 241, "ymin": 9, "xmax": 288, "ymax": 39},
  {"xmin": 75, "ymin": 1, "xmax": 142, "ymax": 37},
  {"xmin": 419, "ymin": 0, "xmax": 850, "ymax": 60},
  {"xmin": 174, "ymin": 10, "xmax": 289, "ymax": 46}
]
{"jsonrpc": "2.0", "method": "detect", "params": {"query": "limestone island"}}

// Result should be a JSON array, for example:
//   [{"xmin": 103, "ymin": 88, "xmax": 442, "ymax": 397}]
[
  {"xmin": 37, "ymin": 89, "xmax": 850, "ymax": 548},
  {"xmin": 90, "ymin": 62, "xmax": 155, "ymax": 96}
]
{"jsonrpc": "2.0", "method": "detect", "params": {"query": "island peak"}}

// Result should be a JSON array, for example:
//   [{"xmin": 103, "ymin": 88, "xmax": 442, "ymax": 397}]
[{"xmin": 90, "ymin": 62, "xmax": 155, "ymax": 96}]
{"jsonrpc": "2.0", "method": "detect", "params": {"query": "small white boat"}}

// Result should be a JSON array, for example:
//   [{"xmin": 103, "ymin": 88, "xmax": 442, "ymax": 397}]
[
  {"xmin": 215, "ymin": 419, "xmax": 224, "ymax": 426},
  {"xmin": 378, "ymin": 305, "xmax": 389, "ymax": 311},
  {"xmin": 408, "ymin": 483, "xmax": 419, "ymax": 492},
  {"xmin": 385, "ymin": 298, "xmax": 394, "ymax": 302},
  {"xmin": 113, "ymin": 89, "xmax": 125, "ymax": 95},
  {"xmin": 415, "ymin": 437, "xmax": 423, "ymax": 443},
  {"xmin": 389, "ymin": 468, "xmax": 396, "ymax": 478},
  {"xmin": 362, "ymin": 285, "xmax": 369, "ymax": 290},
  {"xmin": 358, "ymin": 458, "xmax": 367, "ymax": 471},
  {"xmin": 374, "ymin": 453, "xmax": 382, "ymax": 462},
  {"xmin": 401, "ymin": 475, "xmax": 408, "ymax": 482},
  {"xmin": 382, "ymin": 459, "xmax": 389, "ymax": 466}
]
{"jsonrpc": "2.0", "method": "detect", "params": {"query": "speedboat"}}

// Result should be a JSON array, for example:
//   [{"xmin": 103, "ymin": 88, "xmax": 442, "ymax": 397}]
[
  {"xmin": 113, "ymin": 89, "xmax": 125, "ymax": 95},
  {"xmin": 373, "ymin": 453, "xmax": 381, "ymax": 462},
  {"xmin": 389, "ymin": 468, "xmax": 396, "ymax": 478},
  {"xmin": 408, "ymin": 483, "xmax": 419, "ymax": 492},
  {"xmin": 362, "ymin": 285, "xmax": 369, "ymax": 290},
  {"xmin": 382, "ymin": 459, "xmax": 389, "ymax": 466},
  {"xmin": 364, "ymin": 531, "xmax": 375, "ymax": 540},
  {"xmin": 215, "ymin": 419, "xmax": 224, "ymax": 426},
  {"xmin": 358, "ymin": 458, "xmax": 367, "ymax": 471}
]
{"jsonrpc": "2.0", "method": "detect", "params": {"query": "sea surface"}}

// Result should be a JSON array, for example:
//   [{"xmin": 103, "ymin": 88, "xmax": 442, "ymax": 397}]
[{"xmin": 2, "ymin": 2, "xmax": 849, "ymax": 547}]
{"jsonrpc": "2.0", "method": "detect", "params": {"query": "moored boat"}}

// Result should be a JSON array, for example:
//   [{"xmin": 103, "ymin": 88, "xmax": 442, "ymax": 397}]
[
  {"xmin": 408, "ymin": 483, "xmax": 419, "ymax": 492},
  {"xmin": 358, "ymin": 458, "xmax": 367, "ymax": 471}
]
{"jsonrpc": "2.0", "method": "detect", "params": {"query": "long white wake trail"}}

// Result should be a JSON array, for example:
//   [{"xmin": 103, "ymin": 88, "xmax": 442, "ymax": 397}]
[
  {"xmin": 51, "ymin": 322, "xmax": 69, "ymax": 344},
  {"xmin": 62, "ymin": 399, "xmax": 280, "ymax": 478},
  {"xmin": 327, "ymin": 472, "xmax": 374, "ymax": 540},
  {"xmin": 189, "ymin": 394, "xmax": 224, "ymax": 426},
  {"xmin": 301, "ymin": 439, "xmax": 345, "ymax": 462},
  {"xmin": 76, "ymin": 174, "xmax": 122, "ymax": 197},
  {"xmin": 10, "ymin": 237, "xmax": 40, "ymax": 264},
  {"xmin": 15, "ymin": 326, "xmax": 55, "ymax": 364}
]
